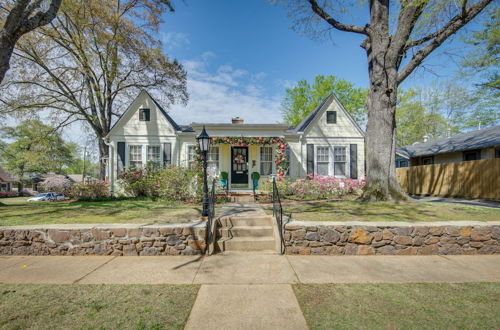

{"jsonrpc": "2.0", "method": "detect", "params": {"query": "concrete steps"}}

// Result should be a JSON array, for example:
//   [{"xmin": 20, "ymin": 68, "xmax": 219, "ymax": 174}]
[
  {"xmin": 216, "ymin": 237, "xmax": 276, "ymax": 252},
  {"xmin": 216, "ymin": 213, "xmax": 277, "ymax": 252}
]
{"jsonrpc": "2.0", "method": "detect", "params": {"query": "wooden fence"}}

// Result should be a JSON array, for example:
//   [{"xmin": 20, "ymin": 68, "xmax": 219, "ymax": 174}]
[{"xmin": 396, "ymin": 158, "xmax": 500, "ymax": 199}]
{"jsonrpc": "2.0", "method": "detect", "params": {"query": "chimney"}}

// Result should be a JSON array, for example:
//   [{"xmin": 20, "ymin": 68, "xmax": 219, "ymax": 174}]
[
  {"xmin": 423, "ymin": 135, "xmax": 429, "ymax": 143},
  {"xmin": 232, "ymin": 117, "xmax": 244, "ymax": 124}
]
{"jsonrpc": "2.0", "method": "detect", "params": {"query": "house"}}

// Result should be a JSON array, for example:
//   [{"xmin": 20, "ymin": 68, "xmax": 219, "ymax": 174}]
[
  {"xmin": 67, "ymin": 174, "xmax": 98, "ymax": 184},
  {"xmin": 0, "ymin": 166, "xmax": 15, "ymax": 192},
  {"xmin": 105, "ymin": 90, "xmax": 365, "ymax": 192},
  {"xmin": 396, "ymin": 125, "xmax": 500, "ymax": 167}
]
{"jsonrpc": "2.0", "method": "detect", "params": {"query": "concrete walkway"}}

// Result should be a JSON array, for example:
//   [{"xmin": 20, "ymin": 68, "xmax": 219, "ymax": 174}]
[{"xmin": 1, "ymin": 254, "xmax": 499, "ymax": 329}]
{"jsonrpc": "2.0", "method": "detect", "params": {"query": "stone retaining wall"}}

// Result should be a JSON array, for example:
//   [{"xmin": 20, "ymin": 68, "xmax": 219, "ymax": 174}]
[
  {"xmin": 0, "ymin": 223, "xmax": 207, "ymax": 256},
  {"xmin": 284, "ymin": 221, "xmax": 500, "ymax": 255}
]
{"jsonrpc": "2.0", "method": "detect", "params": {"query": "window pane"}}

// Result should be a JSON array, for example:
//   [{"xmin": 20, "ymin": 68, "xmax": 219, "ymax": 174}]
[
  {"xmin": 317, "ymin": 163, "xmax": 329, "ymax": 176},
  {"xmin": 207, "ymin": 147, "xmax": 219, "ymax": 176},
  {"xmin": 326, "ymin": 111, "xmax": 337, "ymax": 124},
  {"xmin": 317, "ymin": 147, "xmax": 329, "ymax": 162},
  {"xmin": 334, "ymin": 147, "xmax": 346, "ymax": 162},
  {"xmin": 334, "ymin": 162, "xmax": 346, "ymax": 176},
  {"xmin": 187, "ymin": 146, "xmax": 197, "ymax": 168},
  {"xmin": 147, "ymin": 146, "xmax": 161, "ymax": 164},
  {"xmin": 260, "ymin": 147, "xmax": 273, "ymax": 175},
  {"xmin": 129, "ymin": 145, "xmax": 142, "ymax": 168}
]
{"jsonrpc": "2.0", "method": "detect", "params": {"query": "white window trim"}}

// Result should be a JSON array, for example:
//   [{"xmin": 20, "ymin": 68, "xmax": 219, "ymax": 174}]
[
  {"xmin": 126, "ymin": 143, "xmax": 167, "ymax": 168},
  {"xmin": 186, "ymin": 143, "xmax": 197, "ymax": 168},
  {"xmin": 207, "ymin": 145, "xmax": 221, "ymax": 176},
  {"xmin": 146, "ymin": 144, "xmax": 161, "ymax": 165},
  {"xmin": 313, "ymin": 145, "xmax": 350, "ymax": 178}
]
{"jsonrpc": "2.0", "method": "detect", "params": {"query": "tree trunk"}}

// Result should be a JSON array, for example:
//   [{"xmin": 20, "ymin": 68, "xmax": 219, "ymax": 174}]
[
  {"xmin": 98, "ymin": 138, "xmax": 109, "ymax": 181},
  {"xmin": 361, "ymin": 25, "xmax": 406, "ymax": 201},
  {"xmin": 0, "ymin": 36, "xmax": 15, "ymax": 83}
]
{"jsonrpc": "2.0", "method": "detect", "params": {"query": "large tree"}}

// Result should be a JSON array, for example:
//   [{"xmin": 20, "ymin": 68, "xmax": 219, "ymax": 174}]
[
  {"xmin": 0, "ymin": 0, "xmax": 188, "ymax": 179},
  {"xmin": 0, "ymin": 119, "xmax": 74, "ymax": 185},
  {"xmin": 282, "ymin": 74, "xmax": 367, "ymax": 126},
  {"xmin": 284, "ymin": 0, "xmax": 494, "ymax": 201},
  {"xmin": 0, "ymin": 0, "xmax": 62, "ymax": 83}
]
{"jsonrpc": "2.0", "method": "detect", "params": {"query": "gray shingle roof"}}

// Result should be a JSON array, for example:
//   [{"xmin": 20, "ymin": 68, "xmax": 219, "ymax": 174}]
[{"xmin": 397, "ymin": 125, "xmax": 500, "ymax": 158}]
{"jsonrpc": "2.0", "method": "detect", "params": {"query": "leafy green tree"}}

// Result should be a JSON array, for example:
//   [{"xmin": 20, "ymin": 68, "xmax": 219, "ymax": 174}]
[
  {"xmin": 281, "ymin": 75, "xmax": 367, "ymax": 126},
  {"xmin": 0, "ymin": 120, "xmax": 74, "ymax": 184},
  {"xmin": 462, "ymin": 7, "xmax": 499, "ymax": 92},
  {"xmin": 63, "ymin": 143, "xmax": 100, "ymax": 178},
  {"xmin": 396, "ymin": 89, "xmax": 449, "ymax": 146}
]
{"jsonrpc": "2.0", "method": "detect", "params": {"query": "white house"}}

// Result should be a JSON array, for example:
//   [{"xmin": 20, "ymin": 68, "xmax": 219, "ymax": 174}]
[{"xmin": 105, "ymin": 90, "xmax": 365, "ymax": 192}]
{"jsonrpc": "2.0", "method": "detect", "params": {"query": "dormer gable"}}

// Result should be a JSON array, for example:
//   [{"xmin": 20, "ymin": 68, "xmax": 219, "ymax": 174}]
[{"xmin": 107, "ymin": 90, "xmax": 180, "ymax": 137}]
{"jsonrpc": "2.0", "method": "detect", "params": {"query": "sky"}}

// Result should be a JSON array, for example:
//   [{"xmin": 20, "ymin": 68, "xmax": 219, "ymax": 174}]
[{"xmin": 5, "ymin": 0, "xmax": 487, "ymax": 146}]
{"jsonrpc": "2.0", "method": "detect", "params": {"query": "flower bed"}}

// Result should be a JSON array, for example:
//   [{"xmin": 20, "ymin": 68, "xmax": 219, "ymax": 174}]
[
  {"xmin": 260, "ymin": 175, "xmax": 366, "ymax": 200},
  {"xmin": 0, "ymin": 192, "xmax": 18, "ymax": 198}
]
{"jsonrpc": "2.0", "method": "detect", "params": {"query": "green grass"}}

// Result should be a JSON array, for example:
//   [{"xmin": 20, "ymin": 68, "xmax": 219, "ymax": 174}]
[
  {"xmin": 0, "ymin": 284, "xmax": 199, "ymax": 330},
  {"xmin": 294, "ymin": 283, "xmax": 500, "ymax": 329},
  {"xmin": 263, "ymin": 200, "xmax": 500, "ymax": 222},
  {"xmin": 0, "ymin": 197, "xmax": 206, "ymax": 226}
]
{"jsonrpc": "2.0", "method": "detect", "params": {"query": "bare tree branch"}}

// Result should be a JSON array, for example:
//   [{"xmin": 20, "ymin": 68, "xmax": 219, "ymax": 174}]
[{"xmin": 306, "ymin": 0, "xmax": 368, "ymax": 35}]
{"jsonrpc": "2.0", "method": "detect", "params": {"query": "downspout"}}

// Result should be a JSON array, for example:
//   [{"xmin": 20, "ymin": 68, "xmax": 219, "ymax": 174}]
[
  {"xmin": 299, "ymin": 133, "xmax": 305, "ymax": 177},
  {"xmin": 103, "ymin": 137, "xmax": 114, "ymax": 196}
]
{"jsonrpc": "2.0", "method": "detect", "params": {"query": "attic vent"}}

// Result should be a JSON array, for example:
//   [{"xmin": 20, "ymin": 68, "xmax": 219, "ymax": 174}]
[{"xmin": 232, "ymin": 117, "xmax": 244, "ymax": 124}]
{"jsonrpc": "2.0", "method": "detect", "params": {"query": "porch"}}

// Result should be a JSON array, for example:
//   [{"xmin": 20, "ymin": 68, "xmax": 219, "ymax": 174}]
[{"xmin": 202, "ymin": 136, "xmax": 289, "ymax": 191}]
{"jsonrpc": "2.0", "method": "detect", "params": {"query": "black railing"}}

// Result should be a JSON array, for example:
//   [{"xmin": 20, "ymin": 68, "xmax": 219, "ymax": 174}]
[
  {"xmin": 272, "ymin": 178, "xmax": 285, "ymax": 254},
  {"xmin": 206, "ymin": 179, "xmax": 217, "ymax": 255}
]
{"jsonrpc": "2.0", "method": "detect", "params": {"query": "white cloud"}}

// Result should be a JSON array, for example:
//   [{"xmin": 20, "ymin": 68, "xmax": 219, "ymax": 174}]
[
  {"xmin": 169, "ymin": 54, "xmax": 284, "ymax": 125},
  {"xmin": 160, "ymin": 32, "xmax": 191, "ymax": 50}
]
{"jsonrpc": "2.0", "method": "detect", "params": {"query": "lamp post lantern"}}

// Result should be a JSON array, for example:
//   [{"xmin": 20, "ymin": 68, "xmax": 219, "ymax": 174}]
[{"xmin": 196, "ymin": 125, "xmax": 211, "ymax": 218}]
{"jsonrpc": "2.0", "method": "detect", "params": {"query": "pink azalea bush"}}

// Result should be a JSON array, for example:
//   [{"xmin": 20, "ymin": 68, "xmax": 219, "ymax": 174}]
[
  {"xmin": 261, "ymin": 175, "xmax": 366, "ymax": 200},
  {"xmin": 0, "ymin": 192, "xmax": 18, "ymax": 198},
  {"xmin": 68, "ymin": 181, "xmax": 109, "ymax": 200},
  {"xmin": 118, "ymin": 165, "xmax": 201, "ymax": 201}
]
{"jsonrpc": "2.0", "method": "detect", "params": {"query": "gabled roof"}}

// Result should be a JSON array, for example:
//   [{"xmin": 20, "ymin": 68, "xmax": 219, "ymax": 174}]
[
  {"xmin": 397, "ymin": 125, "xmax": 500, "ymax": 158},
  {"xmin": 107, "ymin": 90, "xmax": 181, "ymax": 137},
  {"xmin": 289, "ymin": 93, "xmax": 364, "ymax": 136},
  {"xmin": 0, "ymin": 166, "xmax": 15, "ymax": 182}
]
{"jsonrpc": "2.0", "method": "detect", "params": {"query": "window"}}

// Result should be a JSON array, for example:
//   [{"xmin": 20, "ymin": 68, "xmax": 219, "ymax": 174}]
[
  {"xmin": 422, "ymin": 156, "xmax": 434, "ymax": 165},
  {"xmin": 187, "ymin": 145, "xmax": 197, "ymax": 168},
  {"xmin": 260, "ymin": 147, "xmax": 273, "ymax": 176},
  {"xmin": 463, "ymin": 149, "xmax": 481, "ymax": 161},
  {"xmin": 0, "ymin": 183, "xmax": 7, "ymax": 192},
  {"xmin": 326, "ymin": 111, "xmax": 337, "ymax": 124},
  {"xmin": 316, "ymin": 146, "xmax": 329, "ymax": 176},
  {"xmin": 396, "ymin": 159, "xmax": 409, "ymax": 168},
  {"xmin": 129, "ymin": 145, "xmax": 143, "ymax": 168},
  {"xmin": 147, "ymin": 145, "xmax": 161, "ymax": 165},
  {"xmin": 207, "ymin": 146, "xmax": 219, "ymax": 176},
  {"xmin": 333, "ymin": 146, "xmax": 347, "ymax": 177},
  {"xmin": 496, "ymin": 148, "xmax": 500, "ymax": 158},
  {"xmin": 139, "ymin": 108, "xmax": 150, "ymax": 121}
]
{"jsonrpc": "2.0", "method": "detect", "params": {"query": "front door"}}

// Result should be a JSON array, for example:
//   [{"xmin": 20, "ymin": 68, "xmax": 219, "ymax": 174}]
[{"xmin": 231, "ymin": 146, "xmax": 248, "ymax": 186}]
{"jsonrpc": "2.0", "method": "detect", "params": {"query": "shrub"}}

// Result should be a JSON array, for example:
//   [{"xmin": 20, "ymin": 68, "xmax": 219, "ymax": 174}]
[
  {"xmin": 118, "ymin": 165, "xmax": 201, "ymax": 201},
  {"xmin": 260, "ymin": 175, "xmax": 366, "ymax": 200},
  {"xmin": 0, "ymin": 192, "xmax": 18, "ymax": 198},
  {"xmin": 68, "ymin": 181, "xmax": 109, "ymax": 200}
]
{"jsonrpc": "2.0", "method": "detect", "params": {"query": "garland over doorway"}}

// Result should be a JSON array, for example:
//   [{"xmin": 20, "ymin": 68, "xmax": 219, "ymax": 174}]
[{"xmin": 193, "ymin": 136, "xmax": 289, "ymax": 179}]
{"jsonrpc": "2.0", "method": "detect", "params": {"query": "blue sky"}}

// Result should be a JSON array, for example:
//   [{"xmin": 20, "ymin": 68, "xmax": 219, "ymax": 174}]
[{"xmin": 161, "ymin": 0, "xmax": 484, "ymax": 126}]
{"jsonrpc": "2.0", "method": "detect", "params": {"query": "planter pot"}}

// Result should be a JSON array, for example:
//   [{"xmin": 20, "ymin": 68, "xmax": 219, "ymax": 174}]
[
  {"xmin": 252, "ymin": 178, "xmax": 259, "ymax": 190},
  {"xmin": 220, "ymin": 178, "xmax": 227, "ymax": 188}
]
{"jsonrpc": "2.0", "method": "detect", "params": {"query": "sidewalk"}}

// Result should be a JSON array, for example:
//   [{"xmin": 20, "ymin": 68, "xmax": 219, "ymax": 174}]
[
  {"xmin": 1, "ymin": 253, "xmax": 499, "ymax": 284},
  {"xmin": 1, "ymin": 254, "xmax": 499, "ymax": 330}
]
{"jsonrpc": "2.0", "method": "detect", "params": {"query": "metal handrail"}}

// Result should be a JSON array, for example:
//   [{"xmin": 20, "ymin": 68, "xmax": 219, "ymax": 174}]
[
  {"xmin": 272, "ymin": 178, "xmax": 285, "ymax": 255},
  {"xmin": 206, "ymin": 178, "xmax": 217, "ymax": 255}
]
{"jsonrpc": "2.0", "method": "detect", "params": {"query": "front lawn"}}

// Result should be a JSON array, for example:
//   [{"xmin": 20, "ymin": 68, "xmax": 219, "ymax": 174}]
[
  {"xmin": 263, "ymin": 200, "xmax": 500, "ymax": 222},
  {"xmin": 0, "ymin": 197, "xmax": 205, "ymax": 226},
  {"xmin": 0, "ymin": 284, "xmax": 198, "ymax": 329},
  {"xmin": 294, "ymin": 283, "xmax": 500, "ymax": 329}
]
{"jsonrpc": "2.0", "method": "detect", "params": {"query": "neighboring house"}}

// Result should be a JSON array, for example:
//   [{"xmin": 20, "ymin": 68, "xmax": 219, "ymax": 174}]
[
  {"xmin": 67, "ymin": 174, "xmax": 98, "ymax": 184},
  {"xmin": 396, "ymin": 125, "xmax": 500, "ymax": 166},
  {"xmin": 0, "ymin": 166, "xmax": 15, "ymax": 192},
  {"xmin": 105, "ymin": 90, "xmax": 365, "ymax": 192}
]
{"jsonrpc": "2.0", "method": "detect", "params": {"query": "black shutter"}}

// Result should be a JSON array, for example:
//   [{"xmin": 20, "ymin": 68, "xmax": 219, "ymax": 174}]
[
  {"xmin": 117, "ymin": 142, "xmax": 126, "ymax": 175},
  {"xmin": 163, "ymin": 143, "xmax": 172, "ymax": 165},
  {"xmin": 350, "ymin": 144, "xmax": 358, "ymax": 179},
  {"xmin": 307, "ymin": 144, "xmax": 314, "ymax": 176}
]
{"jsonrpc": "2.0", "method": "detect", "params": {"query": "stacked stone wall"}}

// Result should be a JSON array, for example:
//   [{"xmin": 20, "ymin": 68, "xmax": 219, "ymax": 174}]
[
  {"xmin": 284, "ymin": 221, "xmax": 500, "ymax": 255},
  {"xmin": 0, "ymin": 224, "xmax": 206, "ymax": 256}
]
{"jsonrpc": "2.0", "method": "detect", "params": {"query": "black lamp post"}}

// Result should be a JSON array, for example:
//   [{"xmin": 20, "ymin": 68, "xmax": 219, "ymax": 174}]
[{"xmin": 196, "ymin": 125, "xmax": 211, "ymax": 218}]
